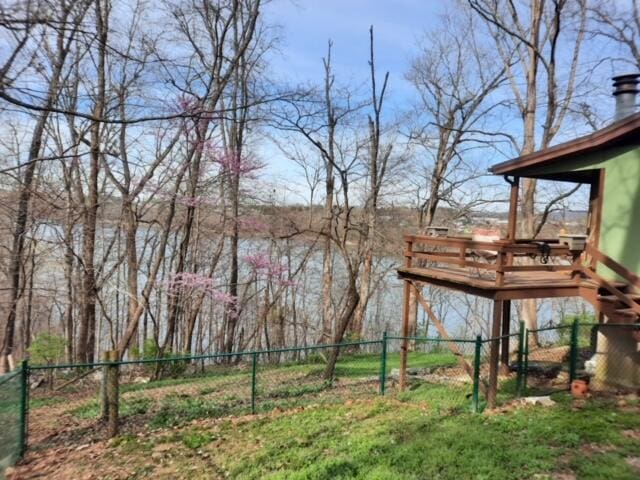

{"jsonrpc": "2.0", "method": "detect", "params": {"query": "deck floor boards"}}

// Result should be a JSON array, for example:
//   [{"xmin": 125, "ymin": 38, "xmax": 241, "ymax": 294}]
[{"xmin": 396, "ymin": 266, "xmax": 616, "ymax": 300}]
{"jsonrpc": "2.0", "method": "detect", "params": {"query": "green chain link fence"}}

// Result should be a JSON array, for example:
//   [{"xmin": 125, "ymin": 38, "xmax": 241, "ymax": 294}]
[
  {"xmin": 6, "ymin": 321, "xmax": 638, "ymax": 469},
  {"xmin": 521, "ymin": 322, "xmax": 640, "ymax": 395},
  {"xmin": 383, "ymin": 336, "xmax": 482, "ymax": 413},
  {"xmin": 0, "ymin": 361, "xmax": 28, "ymax": 473}
]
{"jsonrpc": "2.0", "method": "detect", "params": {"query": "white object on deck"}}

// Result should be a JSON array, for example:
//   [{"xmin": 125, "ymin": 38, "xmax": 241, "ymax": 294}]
[
  {"xmin": 558, "ymin": 234, "xmax": 588, "ymax": 251},
  {"xmin": 472, "ymin": 228, "xmax": 501, "ymax": 257},
  {"xmin": 426, "ymin": 226, "xmax": 450, "ymax": 237}
]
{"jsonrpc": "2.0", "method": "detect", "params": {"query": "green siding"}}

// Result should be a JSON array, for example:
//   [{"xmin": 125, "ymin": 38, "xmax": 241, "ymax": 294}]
[
  {"xmin": 599, "ymin": 148, "xmax": 640, "ymax": 279},
  {"xmin": 514, "ymin": 146, "xmax": 640, "ymax": 278}
]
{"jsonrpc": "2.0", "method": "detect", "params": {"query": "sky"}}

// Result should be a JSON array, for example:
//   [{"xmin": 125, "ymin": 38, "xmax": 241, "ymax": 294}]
[
  {"xmin": 260, "ymin": 0, "xmax": 447, "ymax": 203},
  {"xmin": 257, "ymin": 0, "xmax": 628, "ymax": 212},
  {"xmin": 263, "ymin": 0, "xmax": 442, "ymax": 106}
]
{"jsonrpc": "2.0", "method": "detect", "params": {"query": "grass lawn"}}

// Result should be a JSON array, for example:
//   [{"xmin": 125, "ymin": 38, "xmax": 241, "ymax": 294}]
[
  {"xmin": 18, "ymin": 350, "xmax": 639, "ymax": 479},
  {"xmin": 123, "ymin": 393, "xmax": 640, "ymax": 480},
  {"xmin": 59, "ymin": 351, "xmax": 460, "ymax": 429},
  {"xmin": 16, "ymin": 388, "xmax": 640, "ymax": 479}
]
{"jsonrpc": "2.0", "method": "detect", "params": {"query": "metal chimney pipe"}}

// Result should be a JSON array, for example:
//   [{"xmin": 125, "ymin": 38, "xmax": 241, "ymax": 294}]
[{"xmin": 612, "ymin": 73, "xmax": 640, "ymax": 121}]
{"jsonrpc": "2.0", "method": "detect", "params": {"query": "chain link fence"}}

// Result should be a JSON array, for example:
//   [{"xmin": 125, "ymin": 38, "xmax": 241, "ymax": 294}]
[
  {"xmin": 14, "ymin": 321, "xmax": 640, "ymax": 465},
  {"xmin": 482, "ymin": 332, "xmax": 523, "ymax": 406},
  {"xmin": 521, "ymin": 322, "xmax": 640, "ymax": 395},
  {"xmin": 384, "ymin": 336, "xmax": 480, "ymax": 412},
  {"xmin": 523, "ymin": 324, "xmax": 574, "ymax": 394},
  {"xmin": 0, "ymin": 365, "xmax": 27, "ymax": 474}
]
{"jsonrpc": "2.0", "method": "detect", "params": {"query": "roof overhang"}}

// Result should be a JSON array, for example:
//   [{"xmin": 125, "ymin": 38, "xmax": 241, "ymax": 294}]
[{"xmin": 490, "ymin": 112, "xmax": 640, "ymax": 180}]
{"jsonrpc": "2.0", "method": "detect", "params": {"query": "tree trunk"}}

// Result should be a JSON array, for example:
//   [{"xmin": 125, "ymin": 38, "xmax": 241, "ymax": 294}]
[
  {"xmin": 78, "ymin": 0, "xmax": 108, "ymax": 362},
  {"xmin": 1, "ymin": 111, "xmax": 51, "ymax": 372},
  {"xmin": 0, "ymin": 0, "xmax": 79, "ymax": 372},
  {"xmin": 519, "ymin": 2, "xmax": 541, "ymax": 338},
  {"xmin": 320, "ymin": 171, "xmax": 334, "ymax": 343},
  {"xmin": 323, "ymin": 278, "xmax": 359, "ymax": 380}
]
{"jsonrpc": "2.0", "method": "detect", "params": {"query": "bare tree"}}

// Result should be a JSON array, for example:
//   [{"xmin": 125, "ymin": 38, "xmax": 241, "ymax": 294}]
[
  {"xmin": 589, "ymin": 0, "xmax": 640, "ymax": 69},
  {"xmin": 350, "ymin": 26, "xmax": 392, "ymax": 340},
  {"xmin": 0, "ymin": 0, "xmax": 89, "ymax": 371},
  {"xmin": 407, "ymin": 12, "xmax": 508, "ymax": 229},
  {"xmin": 468, "ymin": 0, "xmax": 588, "ymax": 334}
]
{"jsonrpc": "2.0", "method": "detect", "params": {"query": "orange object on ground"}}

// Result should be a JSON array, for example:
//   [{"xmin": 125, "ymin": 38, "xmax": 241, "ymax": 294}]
[{"xmin": 571, "ymin": 379, "xmax": 589, "ymax": 398}]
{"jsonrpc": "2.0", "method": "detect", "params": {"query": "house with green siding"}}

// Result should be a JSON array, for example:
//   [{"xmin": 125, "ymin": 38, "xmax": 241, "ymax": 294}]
[{"xmin": 398, "ymin": 74, "xmax": 640, "ymax": 402}]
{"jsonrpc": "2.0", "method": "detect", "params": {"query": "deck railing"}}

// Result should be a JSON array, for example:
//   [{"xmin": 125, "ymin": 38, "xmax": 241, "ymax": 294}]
[{"xmin": 403, "ymin": 234, "xmax": 579, "ymax": 287}]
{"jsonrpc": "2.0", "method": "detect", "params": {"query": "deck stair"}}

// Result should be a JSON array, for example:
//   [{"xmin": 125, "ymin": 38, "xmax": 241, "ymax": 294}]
[
  {"xmin": 578, "ymin": 245, "xmax": 640, "ymax": 341},
  {"xmin": 597, "ymin": 289, "xmax": 640, "ymax": 321}
]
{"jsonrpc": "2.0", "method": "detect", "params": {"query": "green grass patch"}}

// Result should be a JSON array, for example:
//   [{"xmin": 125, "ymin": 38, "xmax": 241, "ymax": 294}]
[
  {"xmin": 181, "ymin": 429, "xmax": 215, "ymax": 449},
  {"xmin": 204, "ymin": 394, "xmax": 640, "ymax": 479},
  {"xmin": 120, "ymin": 369, "xmax": 249, "ymax": 394},
  {"xmin": 149, "ymin": 394, "xmax": 247, "ymax": 428},
  {"xmin": 29, "ymin": 396, "xmax": 67, "ymax": 409},
  {"xmin": 71, "ymin": 397, "xmax": 151, "ymax": 419}
]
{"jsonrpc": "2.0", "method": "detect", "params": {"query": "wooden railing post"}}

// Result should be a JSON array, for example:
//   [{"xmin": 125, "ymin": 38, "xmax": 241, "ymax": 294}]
[
  {"xmin": 459, "ymin": 246, "xmax": 466, "ymax": 268},
  {"xmin": 506, "ymin": 176, "xmax": 519, "ymax": 266},
  {"xmin": 495, "ymin": 246, "xmax": 506, "ymax": 287},
  {"xmin": 403, "ymin": 239, "xmax": 414, "ymax": 268}
]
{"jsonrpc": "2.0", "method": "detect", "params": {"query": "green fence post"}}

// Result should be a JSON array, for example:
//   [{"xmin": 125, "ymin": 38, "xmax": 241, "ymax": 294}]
[
  {"xmin": 472, "ymin": 335, "xmax": 482, "ymax": 413},
  {"xmin": 251, "ymin": 352, "xmax": 258, "ymax": 414},
  {"xmin": 379, "ymin": 332, "xmax": 387, "ymax": 396},
  {"xmin": 569, "ymin": 318, "xmax": 579, "ymax": 384},
  {"xmin": 19, "ymin": 359, "xmax": 29, "ymax": 458},
  {"xmin": 516, "ymin": 321, "xmax": 525, "ymax": 396}
]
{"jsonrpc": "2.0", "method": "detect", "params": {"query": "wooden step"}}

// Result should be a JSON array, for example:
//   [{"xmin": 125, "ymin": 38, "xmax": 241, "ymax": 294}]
[
  {"xmin": 597, "ymin": 293, "xmax": 640, "ymax": 303},
  {"xmin": 612, "ymin": 308, "xmax": 640, "ymax": 318}
]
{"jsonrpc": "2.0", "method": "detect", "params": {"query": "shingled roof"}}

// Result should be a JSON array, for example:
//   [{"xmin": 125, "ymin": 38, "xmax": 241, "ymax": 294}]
[{"xmin": 490, "ymin": 112, "xmax": 640, "ymax": 177}]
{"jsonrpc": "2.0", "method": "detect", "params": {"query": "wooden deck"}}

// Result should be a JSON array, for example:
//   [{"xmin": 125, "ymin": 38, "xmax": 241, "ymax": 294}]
[
  {"xmin": 397, "ymin": 265, "xmax": 608, "ymax": 300},
  {"xmin": 396, "ymin": 234, "xmax": 605, "ymax": 300}
]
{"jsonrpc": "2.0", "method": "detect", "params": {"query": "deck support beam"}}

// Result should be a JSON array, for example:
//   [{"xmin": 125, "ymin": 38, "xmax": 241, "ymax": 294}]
[
  {"xmin": 500, "ymin": 300, "xmax": 511, "ymax": 374},
  {"xmin": 488, "ymin": 300, "xmax": 503, "ymax": 409},
  {"xmin": 399, "ymin": 239, "xmax": 414, "ymax": 391},
  {"xmin": 405, "ymin": 283, "xmax": 488, "ymax": 396},
  {"xmin": 399, "ymin": 279, "xmax": 411, "ymax": 391}
]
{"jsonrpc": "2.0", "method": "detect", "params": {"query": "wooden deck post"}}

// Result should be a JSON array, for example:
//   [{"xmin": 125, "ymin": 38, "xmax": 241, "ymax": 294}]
[
  {"xmin": 500, "ymin": 300, "xmax": 511, "ymax": 374},
  {"xmin": 399, "ymin": 239, "xmax": 413, "ymax": 391},
  {"xmin": 506, "ymin": 176, "xmax": 519, "ymax": 266},
  {"xmin": 488, "ymin": 300, "xmax": 503, "ymax": 409},
  {"xmin": 506, "ymin": 177, "xmax": 519, "ymax": 241},
  {"xmin": 399, "ymin": 280, "xmax": 411, "ymax": 391}
]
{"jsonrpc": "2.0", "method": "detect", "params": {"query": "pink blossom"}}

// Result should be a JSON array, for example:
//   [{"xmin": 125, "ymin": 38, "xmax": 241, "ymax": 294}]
[
  {"xmin": 242, "ymin": 252, "xmax": 288, "ymax": 278},
  {"xmin": 174, "ymin": 95, "xmax": 202, "ymax": 115},
  {"xmin": 142, "ymin": 179, "xmax": 220, "ymax": 208},
  {"xmin": 242, "ymin": 252, "xmax": 274, "ymax": 271},
  {"xmin": 162, "ymin": 272, "xmax": 235, "ymax": 304},
  {"xmin": 209, "ymin": 149, "xmax": 264, "ymax": 178},
  {"xmin": 210, "ymin": 290, "xmax": 236, "ymax": 304},
  {"xmin": 178, "ymin": 196, "xmax": 204, "ymax": 207}
]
